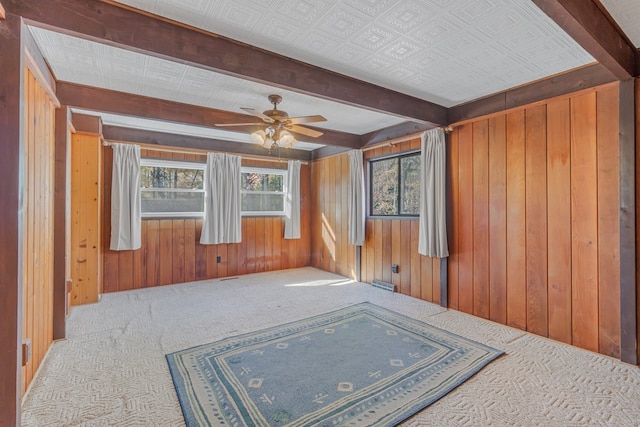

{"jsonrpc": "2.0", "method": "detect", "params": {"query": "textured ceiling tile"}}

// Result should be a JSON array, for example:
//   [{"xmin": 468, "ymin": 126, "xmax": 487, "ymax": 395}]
[
  {"xmin": 352, "ymin": 24, "xmax": 400, "ymax": 50},
  {"xmin": 381, "ymin": 38, "xmax": 423, "ymax": 61},
  {"xmin": 317, "ymin": 7, "xmax": 368, "ymax": 39},
  {"xmin": 343, "ymin": 0, "xmax": 398, "ymax": 17},
  {"xmin": 278, "ymin": 0, "xmax": 334, "ymax": 24},
  {"xmin": 380, "ymin": 0, "xmax": 437, "ymax": 32}
]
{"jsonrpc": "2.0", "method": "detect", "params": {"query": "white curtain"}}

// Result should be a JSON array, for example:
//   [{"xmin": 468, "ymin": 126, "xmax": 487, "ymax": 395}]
[
  {"xmin": 418, "ymin": 128, "xmax": 449, "ymax": 258},
  {"xmin": 348, "ymin": 149, "xmax": 365, "ymax": 246},
  {"xmin": 200, "ymin": 153, "xmax": 242, "ymax": 244},
  {"xmin": 284, "ymin": 160, "xmax": 301, "ymax": 239},
  {"xmin": 110, "ymin": 143, "xmax": 141, "ymax": 250}
]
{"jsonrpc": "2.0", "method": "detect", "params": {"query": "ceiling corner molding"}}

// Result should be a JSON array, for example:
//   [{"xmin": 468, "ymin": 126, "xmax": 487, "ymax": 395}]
[
  {"xmin": 8, "ymin": 0, "xmax": 447, "ymax": 125},
  {"xmin": 533, "ymin": 0, "xmax": 636, "ymax": 79},
  {"xmin": 448, "ymin": 63, "xmax": 615, "ymax": 123}
]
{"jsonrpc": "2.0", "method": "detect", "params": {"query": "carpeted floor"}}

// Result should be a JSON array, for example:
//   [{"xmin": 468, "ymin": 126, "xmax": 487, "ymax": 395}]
[{"xmin": 22, "ymin": 267, "xmax": 640, "ymax": 426}]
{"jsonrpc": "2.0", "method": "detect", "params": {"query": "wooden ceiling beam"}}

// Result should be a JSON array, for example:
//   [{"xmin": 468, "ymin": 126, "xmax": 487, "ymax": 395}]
[
  {"xmin": 56, "ymin": 82, "xmax": 362, "ymax": 149},
  {"xmin": 449, "ymin": 63, "xmax": 615, "ymax": 123},
  {"xmin": 103, "ymin": 126, "xmax": 313, "ymax": 161},
  {"xmin": 533, "ymin": 0, "xmax": 636, "ymax": 79},
  {"xmin": 5, "ymin": 0, "xmax": 447, "ymax": 125}
]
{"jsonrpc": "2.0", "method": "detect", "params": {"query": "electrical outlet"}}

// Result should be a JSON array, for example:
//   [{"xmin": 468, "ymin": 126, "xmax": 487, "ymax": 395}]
[
  {"xmin": 22, "ymin": 339, "xmax": 31, "ymax": 366},
  {"xmin": 216, "ymin": 256, "xmax": 222, "ymax": 263},
  {"xmin": 392, "ymin": 264, "xmax": 399, "ymax": 274}
]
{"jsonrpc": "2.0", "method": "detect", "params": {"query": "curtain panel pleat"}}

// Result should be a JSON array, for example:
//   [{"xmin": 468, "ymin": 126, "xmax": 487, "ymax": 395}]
[
  {"xmin": 200, "ymin": 153, "xmax": 242, "ymax": 244},
  {"xmin": 418, "ymin": 129, "xmax": 449, "ymax": 258},
  {"xmin": 348, "ymin": 149, "xmax": 365, "ymax": 246},
  {"xmin": 110, "ymin": 143, "xmax": 142, "ymax": 251},
  {"xmin": 284, "ymin": 160, "xmax": 301, "ymax": 239}
]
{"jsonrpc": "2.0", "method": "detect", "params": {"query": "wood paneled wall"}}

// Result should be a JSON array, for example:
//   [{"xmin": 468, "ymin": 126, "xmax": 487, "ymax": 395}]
[
  {"xmin": 448, "ymin": 82, "xmax": 621, "ymax": 357},
  {"xmin": 102, "ymin": 150, "xmax": 311, "ymax": 291},
  {"xmin": 310, "ymin": 144, "xmax": 441, "ymax": 305},
  {"xmin": 70, "ymin": 132, "xmax": 102, "ymax": 304},
  {"xmin": 21, "ymin": 67, "xmax": 56, "ymax": 393}
]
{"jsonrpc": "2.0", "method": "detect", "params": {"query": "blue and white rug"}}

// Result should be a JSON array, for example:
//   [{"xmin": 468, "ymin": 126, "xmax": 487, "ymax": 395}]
[{"xmin": 166, "ymin": 302, "xmax": 504, "ymax": 426}]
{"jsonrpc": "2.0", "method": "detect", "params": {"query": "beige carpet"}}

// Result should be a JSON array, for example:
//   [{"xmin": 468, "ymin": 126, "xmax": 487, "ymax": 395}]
[{"xmin": 22, "ymin": 267, "xmax": 640, "ymax": 426}]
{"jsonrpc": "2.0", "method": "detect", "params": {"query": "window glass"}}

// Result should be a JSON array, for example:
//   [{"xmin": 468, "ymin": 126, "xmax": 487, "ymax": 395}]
[
  {"xmin": 241, "ymin": 167, "xmax": 287, "ymax": 216},
  {"xmin": 140, "ymin": 159, "xmax": 205, "ymax": 217},
  {"xmin": 369, "ymin": 152, "xmax": 420, "ymax": 217}
]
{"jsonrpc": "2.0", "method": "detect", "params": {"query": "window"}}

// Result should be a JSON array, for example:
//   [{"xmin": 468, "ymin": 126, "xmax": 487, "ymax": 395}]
[
  {"xmin": 241, "ymin": 167, "xmax": 287, "ymax": 216},
  {"xmin": 369, "ymin": 151, "xmax": 420, "ymax": 217},
  {"xmin": 140, "ymin": 158, "xmax": 205, "ymax": 217}
]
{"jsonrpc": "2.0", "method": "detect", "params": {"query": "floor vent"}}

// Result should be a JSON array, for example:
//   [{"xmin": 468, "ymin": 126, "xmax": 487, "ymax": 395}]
[{"xmin": 371, "ymin": 279, "xmax": 396, "ymax": 293}]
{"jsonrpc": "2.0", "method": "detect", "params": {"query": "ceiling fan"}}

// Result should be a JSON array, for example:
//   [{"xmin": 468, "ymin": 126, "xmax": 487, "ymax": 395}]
[{"xmin": 216, "ymin": 94, "xmax": 327, "ymax": 149}]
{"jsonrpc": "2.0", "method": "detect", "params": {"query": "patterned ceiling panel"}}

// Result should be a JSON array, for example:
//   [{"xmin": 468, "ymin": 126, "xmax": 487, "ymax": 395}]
[
  {"xmin": 599, "ymin": 0, "xmax": 640, "ymax": 48},
  {"xmin": 114, "ymin": 0, "xmax": 594, "ymax": 107}
]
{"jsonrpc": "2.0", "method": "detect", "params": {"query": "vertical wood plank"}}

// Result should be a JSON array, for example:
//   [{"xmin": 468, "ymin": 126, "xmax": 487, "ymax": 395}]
[
  {"xmin": 391, "ymin": 219, "xmax": 401, "ymax": 290},
  {"xmin": 457, "ymin": 124, "xmax": 474, "ymax": 314},
  {"xmin": 525, "ymin": 104, "xmax": 548, "ymax": 337},
  {"xmin": 146, "ymin": 220, "xmax": 160, "ymax": 286},
  {"xmin": 264, "ymin": 218, "xmax": 273, "ymax": 272},
  {"xmin": 473, "ymin": 120, "xmax": 490, "ymax": 319},
  {"xmin": 172, "ymin": 219, "xmax": 185, "ymax": 285},
  {"xmin": 272, "ymin": 218, "xmax": 282, "ymax": 271},
  {"xmin": 571, "ymin": 92, "xmax": 600, "ymax": 352},
  {"xmin": 400, "ymin": 220, "xmax": 411, "ymax": 295},
  {"xmin": 489, "ymin": 115, "xmax": 507, "ymax": 324},
  {"xmin": 159, "ymin": 220, "xmax": 174, "ymax": 285},
  {"xmin": 506, "ymin": 110, "xmax": 527, "ymax": 330},
  {"xmin": 596, "ymin": 85, "xmax": 621, "ymax": 357},
  {"xmin": 432, "ymin": 257, "xmax": 441, "ymax": 304},
  {"xmin": 218, "ymin": 244, "xmax": 228, "ymax": 277},
  {"xmin": 194, "ymin": 220, "xmax": 207, "ymax": 280},
  {"xmin": 255, "ymin": 217, "xmax": 266, "ymax": 272},
  {"xmin": 246, "ymin": 218, "xmax": 256, "ymax": 273},
  {"xmin": 546, "ymin": 98, "xmax": 572, "ymax": 344},
  {"xmin": 184, "ymin": 220, "xmax": 196, "ymax": 282},
  {"xmin": 420, "ymin": 255, "xmax": 433, "ymax": 302},
  {"xmin": 374, "ymin": 219, "xmax": 383, "ymax": 281},
  {"xmin": 382, "ymin": 220, "xmax": 392, "ymax": 283},
  {"xmin": 448, "ymin": 129, "xmax": 460, "ymax": 310},
  {"xmin": 410, "ymin": 221, "xmax": 421, "ymax": 298}
]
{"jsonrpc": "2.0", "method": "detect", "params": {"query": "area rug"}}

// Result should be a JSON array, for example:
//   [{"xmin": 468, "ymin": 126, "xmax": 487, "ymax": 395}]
[{"xmin": 166, "ymin": 302, "xmax": 504, "ymax": 426}]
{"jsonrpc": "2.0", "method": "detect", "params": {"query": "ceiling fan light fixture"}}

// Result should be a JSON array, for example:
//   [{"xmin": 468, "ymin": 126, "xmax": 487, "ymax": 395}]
[
  {"xmin": 279, "ymin": 130, "xmax": 296, "ymax": 148},
  {"xmin": 250, "ymin": 129, "xmax": 266, "ymax": 145}
]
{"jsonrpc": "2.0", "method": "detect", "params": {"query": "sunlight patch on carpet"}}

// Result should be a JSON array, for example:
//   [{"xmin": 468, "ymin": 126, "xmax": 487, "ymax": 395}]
[{"xmin": 166, "ymin": 302, "xmax": 503, "ymax": 426}]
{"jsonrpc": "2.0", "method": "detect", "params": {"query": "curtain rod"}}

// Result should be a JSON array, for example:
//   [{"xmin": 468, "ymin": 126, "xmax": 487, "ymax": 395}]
[
  {"xmin": 102, "ymin": 141, "xmax": 309, "ymax": 165},
  {"xmin": 361, "ymin": 126, "xmax": 454, "ymax": 152}
]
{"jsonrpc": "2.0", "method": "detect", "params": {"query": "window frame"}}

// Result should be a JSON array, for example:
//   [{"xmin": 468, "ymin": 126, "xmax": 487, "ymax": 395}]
[
  {"xmin": 139, "ymin": 157, "xmax": 206, "ymax": 219},
  {"xmin": 240, "ymin": 166, "xmax": 288, "ymax": 217},
  {"xmin": 367, "ymin": 149, "xmax": 421, "ymax": 219}
]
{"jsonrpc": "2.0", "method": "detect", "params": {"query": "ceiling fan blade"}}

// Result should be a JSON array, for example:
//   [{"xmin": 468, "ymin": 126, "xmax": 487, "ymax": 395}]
[
  {"xmin": 215, "ymin": 122, "xmax": 265, "ymax": 127},
  {"xmin": 286, "ymin": 115, "xmax": 327, "ymax": 125},
  {"xmin": 288, "ymin": 124, "xmax": 324, "ymax": 138},
  {"xmin": 240, "ymin": 107, "xmax": 274, "ymax": 123}
]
